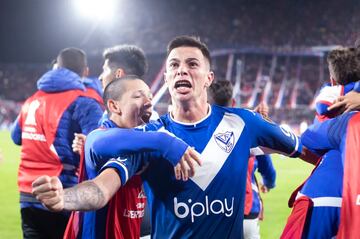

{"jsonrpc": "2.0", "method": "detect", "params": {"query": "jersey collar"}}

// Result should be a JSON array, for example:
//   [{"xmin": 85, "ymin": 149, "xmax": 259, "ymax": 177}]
[{"xmin": 169, "ymin": 104, "xmax": 212, "ymax": 128}]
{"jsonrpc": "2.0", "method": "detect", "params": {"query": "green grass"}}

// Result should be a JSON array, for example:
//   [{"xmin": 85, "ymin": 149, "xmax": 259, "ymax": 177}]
[
  {"xmin": 259, "ymin": 155, "xmax": 313, "ymax": 238},
  {"xmin": 0, "ymin": 131, "xmax": 22, "ymax": 239},
  {"xmin": 0, "ymin": 131, "xmax": 313, "ymax": 238}
]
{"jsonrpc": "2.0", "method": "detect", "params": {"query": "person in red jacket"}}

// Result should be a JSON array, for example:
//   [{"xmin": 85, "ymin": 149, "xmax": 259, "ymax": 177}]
[{"xmin": 11, "ymin": 47, "xmax": 103, "ymax": 239}]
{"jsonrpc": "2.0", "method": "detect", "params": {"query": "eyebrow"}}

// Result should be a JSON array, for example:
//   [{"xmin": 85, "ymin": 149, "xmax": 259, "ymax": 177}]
[
  {"xmin": 168, "ymin": 57, "xmax": 200, "ymax": 63},
  {"xmin": 186, "ymin": 58, "xmax": 200, "ymax": 62},
  {"xmin": 133, "ymin": 90, "xmax": 152, "ymax": 96}
]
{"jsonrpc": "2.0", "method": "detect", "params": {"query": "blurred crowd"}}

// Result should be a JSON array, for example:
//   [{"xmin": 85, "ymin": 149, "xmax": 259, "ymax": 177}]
[{"xmin": 1, "ymin": 0, "xmax": 359, "ymax": 127}]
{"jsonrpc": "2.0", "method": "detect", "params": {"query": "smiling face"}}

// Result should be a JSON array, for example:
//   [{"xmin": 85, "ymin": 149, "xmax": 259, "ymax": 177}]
[
  {"xmin": 114, "ymin": 79, "xmax": 153, "ymax": 128},
  {"xmin": 164, "ymin": 46, "xmax": 214, "ymax": 105}
]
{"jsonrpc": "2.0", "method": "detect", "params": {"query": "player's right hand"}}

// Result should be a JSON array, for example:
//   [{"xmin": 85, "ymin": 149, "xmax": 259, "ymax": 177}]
[
  {"xmin": 72, "ymin": 133, "xmax": 86, "ymax": 154},
  {"xmin": 174, "ymin": 147, "xmax": 202, "ymax": 181},
  {"xmin": 32, "ymin": 175, "xmax": 64, "ymax": 212}
]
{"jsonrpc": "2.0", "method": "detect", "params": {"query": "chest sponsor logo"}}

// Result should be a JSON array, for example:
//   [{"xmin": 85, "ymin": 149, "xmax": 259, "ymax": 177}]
[{"xmin": 174, "ymin": 196, "xmax": 234, "ymax": 223}]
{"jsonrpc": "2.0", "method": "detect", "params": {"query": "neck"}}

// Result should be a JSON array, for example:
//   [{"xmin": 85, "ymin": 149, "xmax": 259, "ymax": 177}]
[
  {"xmin": 109, "ymin": 114, "xmax": 123, "ymax": 128},
  {"xmin": 171, "ymin": 98, "xmax": 209, "ymax": 123}
]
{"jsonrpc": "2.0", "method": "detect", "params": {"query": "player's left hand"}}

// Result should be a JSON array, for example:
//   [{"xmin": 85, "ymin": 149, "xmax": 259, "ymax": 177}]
[{"xmin": 174, "ymin": 147, "xmax": 202, "ymax": 181}]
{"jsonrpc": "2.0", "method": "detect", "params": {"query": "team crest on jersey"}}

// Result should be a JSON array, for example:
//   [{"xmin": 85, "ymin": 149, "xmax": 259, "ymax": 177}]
[{"xmin": 214, "ymin": 131, "xmax": 234, "ymax": 153}]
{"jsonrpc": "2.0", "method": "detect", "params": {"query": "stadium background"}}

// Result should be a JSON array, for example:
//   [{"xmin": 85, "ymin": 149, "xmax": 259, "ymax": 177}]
[{"xmin": 0, "ymin": 0, "xmax": 358, "ymax": 238}]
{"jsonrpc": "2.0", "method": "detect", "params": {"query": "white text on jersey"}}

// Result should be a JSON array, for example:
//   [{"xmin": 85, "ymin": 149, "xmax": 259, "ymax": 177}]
[{"xmin": 174, "ymin": 196, "xmax": 234, "ymax": 223}]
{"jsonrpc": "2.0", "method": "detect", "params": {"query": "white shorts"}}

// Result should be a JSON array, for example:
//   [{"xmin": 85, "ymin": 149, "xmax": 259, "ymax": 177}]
[{"xmin": 243, "ymin": 218, "xmax": 260, "ymax": 239}]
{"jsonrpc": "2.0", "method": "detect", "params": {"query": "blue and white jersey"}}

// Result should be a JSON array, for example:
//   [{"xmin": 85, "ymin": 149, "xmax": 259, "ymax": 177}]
[
  {"xmin": 80, "ymin": 119, "xmax": 189, "ymax": 239},
  {"xmin": 102, "ymin": 105, "xmax": 301, "ymax": 238}
]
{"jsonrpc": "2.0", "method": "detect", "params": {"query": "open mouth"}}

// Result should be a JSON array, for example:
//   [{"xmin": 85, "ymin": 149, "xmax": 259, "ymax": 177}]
[
  {"xmin": 174, "ymin": 80, "xmax": 192, "ymax": 89},
  {"xmin": 141, "ymin": 111, "xmax": 152, "ymax": 123}
]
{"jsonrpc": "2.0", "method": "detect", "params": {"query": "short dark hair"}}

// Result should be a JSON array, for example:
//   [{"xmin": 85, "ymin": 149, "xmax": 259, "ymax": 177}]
[
  {"xmin": 167, "ymin": 35, "xmax": 212, "ymax": 66},
  {"xmin": 327, "ymin": 47, "xmax": 360, "ymax": 85},
  {"xmin": 56, "ymin": 47, "xmax": 87, "ymax": 76},
  {"xmin": 208, "ymin": 80, "xmax": 233, "ymax": 107},
  {"xmin": 103, "ymin": 45, "xmax": 148, "ymax": 78},
  {"xmin": 103, "ymin": 75, "xmax": 140, "ymax": 114}
]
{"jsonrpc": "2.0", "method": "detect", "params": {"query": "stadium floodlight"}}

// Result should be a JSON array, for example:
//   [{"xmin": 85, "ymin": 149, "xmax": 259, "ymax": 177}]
[{"xmin": 72, "ymin": 0, "xmax": 117, "ymax": 21}]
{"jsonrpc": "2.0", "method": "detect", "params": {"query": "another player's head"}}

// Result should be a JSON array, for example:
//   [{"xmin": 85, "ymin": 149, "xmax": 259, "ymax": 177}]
[
  {"xmin": 56, "ymin": 47, "xmax": 88, "ymax": 77},
  {"xmin": 103, "ymin": 75, "xmax": 153, "ymax": 128},
  {"xmin": 100, "ymin": 45, "xmax": 148, "ymax": 89},
  {"xmin": 208, "ymin": 80, "xmax": 234, "ymax": 107},
  {"xmin": 327, "ymin": 47, "xmax": 360, "ymax": 86},
  {"xmin": 164, "ymin": 35, "xmax": 214, "ymax": 105}
]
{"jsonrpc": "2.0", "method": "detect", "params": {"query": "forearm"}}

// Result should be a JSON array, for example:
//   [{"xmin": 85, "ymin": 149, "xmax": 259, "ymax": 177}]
[
  {"xmin": 93, "ymin": 129, "xmax": 188, "ymax": 165},
  {"xmin": 63, "ymin": 168, "xmax": 121, "ymax": 211},
  {"xmin": 299, "ymin": 146, "xmax": 320, "ymax": 165},
  {"xmin": 63, "ymin": 181, "xmax": 107, "ymax": 211}
]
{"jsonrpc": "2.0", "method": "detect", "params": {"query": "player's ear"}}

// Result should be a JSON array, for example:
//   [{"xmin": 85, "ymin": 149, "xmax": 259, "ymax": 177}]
[
  {"xmin": 115, "ymin": 68, "xmax": 125, "ymax": 79},
  {"xmin": 205, "ymin": 71, "xmax": 214, "ymax": 88},
  {"xmin": 107, "ymin": 99, "xmax": 122, "ymax": 115}
]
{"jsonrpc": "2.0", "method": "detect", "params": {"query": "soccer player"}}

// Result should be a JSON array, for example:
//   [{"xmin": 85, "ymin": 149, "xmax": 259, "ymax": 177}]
[
  {"xmin": 70, "ymin": 45, "xmax": 153, "ymax": 238},
  {"xmin": 72, "ymin": 44, "xmax": 148, "ymax": 147},
  {"xmin": 281, "ymin": 46, "xmax": 360, "ymax": 238},
  {"xmin": 33, "ymin": 75, "xmax": 201, "ymax": 239},
  {"xmin": 300, "ymin": 111, "xmax": 360, "ymax": 239},
  {"xmin": 11, "ymin": 48, "xmax": 104, "ymax": 239},
  {"xmin": 314, "ymin": 47, "xmax": 360, "ymax": 122},
  {"xmin": 208, "ymin": 80, "xmax": 276, "ymax": 239},
  {"xmin": 33, "ymin": 36, "xmax": 317, "ymax": 238}
]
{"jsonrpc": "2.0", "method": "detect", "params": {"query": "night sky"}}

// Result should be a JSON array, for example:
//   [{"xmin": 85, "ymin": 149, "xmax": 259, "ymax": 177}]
[{"xmin": 0, "ymin": 0, "xmax": 131, "ymax": 63}]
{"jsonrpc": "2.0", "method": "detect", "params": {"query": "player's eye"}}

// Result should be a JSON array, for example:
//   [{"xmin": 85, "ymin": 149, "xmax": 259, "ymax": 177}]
[
  {"xmin": 189, "ymin": 61, "xmax": 198, "ymax": 68},
  {"xmin": 169, "ymin": 62, "xmax": 179, "ymax": 68}
]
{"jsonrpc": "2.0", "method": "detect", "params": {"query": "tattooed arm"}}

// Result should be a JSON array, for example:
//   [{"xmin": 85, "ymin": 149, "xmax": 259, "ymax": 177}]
[
  {"xmin": 31, "ymin": 169, "xmax": 121, "ymax": 212},
  {"xmin": 32, "ymin": 147, "xmax": 201, "ymax": 211}
]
